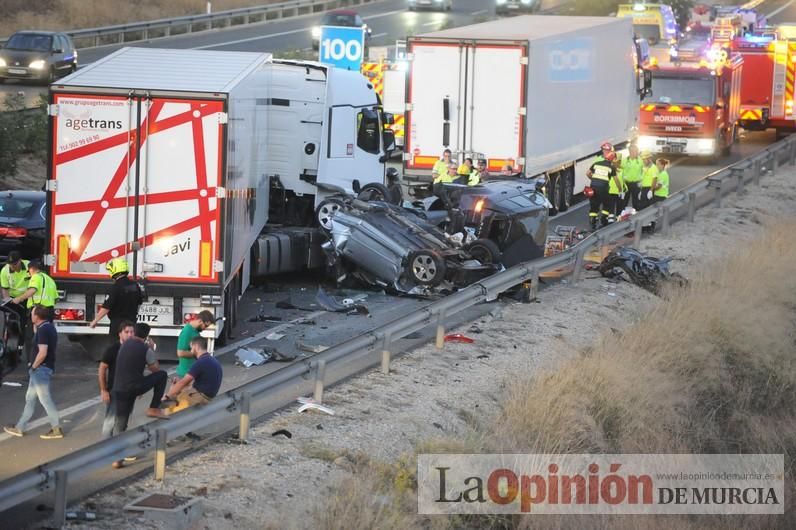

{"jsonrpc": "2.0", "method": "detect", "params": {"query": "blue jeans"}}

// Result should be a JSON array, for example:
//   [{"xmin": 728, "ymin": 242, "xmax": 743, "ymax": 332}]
[
  {"xmin": 101, "ymin": 395, "xmax": 116, "ymax": 439},
  {"xmin": 16, "ymin": 367, "xmax": 60, "ymax": 431}
]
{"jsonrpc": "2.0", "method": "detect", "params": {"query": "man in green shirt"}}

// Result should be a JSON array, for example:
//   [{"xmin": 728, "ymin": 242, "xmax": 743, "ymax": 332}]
[
  {"xmin": 432, "ymin": 149, "xmax": 453, "ymax": 184},
  {"xmin": 1, "ymin": 251, "xmax": 30, "ymax": 300},
  {"xmin": 175, "ymin": 310, "xmax": 215, "ymax": 378},
  {"xmin": 12, "ymin": 260, "xmax": 57, "ymax": 345},
  {"xmin": 620, "ymin": 144, "xmax": 644, "ymax": 210}
]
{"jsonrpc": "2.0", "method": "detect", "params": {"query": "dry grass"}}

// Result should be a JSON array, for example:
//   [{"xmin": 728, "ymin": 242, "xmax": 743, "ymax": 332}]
[
  {"xmin": 308, "ymin": 218, "xmax": 796, "ymax": 530},
  {"xmin": 1, "ymin": 0, "xmax": 288, "ymax": 38}
]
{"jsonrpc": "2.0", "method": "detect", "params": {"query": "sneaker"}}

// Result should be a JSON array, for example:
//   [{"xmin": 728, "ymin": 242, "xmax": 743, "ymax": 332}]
[
  {"xmin": 123, "ymin": 456, "xmax": 138, "ymax": 463},
  {"xmin": 3, "ymin": 426, "xmax": 23, "ymax": 437},
  {"xmin": 40, "ymin": 427, "xmax": 64, "ymax": 439}
]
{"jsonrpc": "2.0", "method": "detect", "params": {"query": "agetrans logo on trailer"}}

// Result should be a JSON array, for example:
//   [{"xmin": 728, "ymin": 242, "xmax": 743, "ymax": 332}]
[
  {"xmin": 546, "ymin": 38, "xmax": 593, "ymax": 82},
  {"xmin": 319, "ymin": 26, "xmax": 365, "ymax": 71}
]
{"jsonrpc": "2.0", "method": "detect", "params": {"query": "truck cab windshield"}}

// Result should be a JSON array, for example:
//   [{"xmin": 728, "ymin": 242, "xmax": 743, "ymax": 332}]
[
  {"xmin": 634, "ymin": 25, "xmax": 662, "ymax": 45},
  {"xmin": 644, "ymin": 75, "xmax": 716, "ymax": 106}
]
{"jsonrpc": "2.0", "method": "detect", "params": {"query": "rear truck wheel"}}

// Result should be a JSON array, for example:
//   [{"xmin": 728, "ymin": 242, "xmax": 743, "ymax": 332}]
[
  {"xmin": 357, "ymin": 182, "xmax": 392, "ymax": 203},
  {"xmin": 548, "ymin": 173, "xmax": 562, "ymax": 216},
  {"xmin": 315, "ymin": 198, "xmax": 344, "ymax": 234},
  {"xmin": 407, "ymin": 250, "xmax": 446, "ymax": 286},
  {"xmin": 466, "ymin": 238, "xmax": 502, "ymax": 265}
]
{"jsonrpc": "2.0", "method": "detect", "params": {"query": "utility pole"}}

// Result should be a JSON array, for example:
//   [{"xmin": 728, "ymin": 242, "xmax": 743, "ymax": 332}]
[{"xmin": 207, "ymin": 1, "xmax": 212, "ymax": 14}]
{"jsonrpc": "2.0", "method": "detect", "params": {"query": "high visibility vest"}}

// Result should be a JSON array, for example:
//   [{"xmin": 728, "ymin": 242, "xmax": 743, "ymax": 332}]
[
  {"xmin": 621, "ymin": 157, "xmax": 644, "ymax": 183},
  {"xmin": 590, "ymin": 159, "xmax": 613, "ymax": 182},
  {"xmin": 468, "ymin": 170, "xmax": 481, "ymax": 186},
  {"xmin": 654, "ymin": 170, "xmax": 670, "ymax": 198},
  {"xmin": 608, "ymin": 167, "xmax": 625, "ymax": 195},
  {"xmin": 0, "ymin": 260, "xmax": 30, "ymax": 298},
  {"xmin": 27, "ymin": 272, "xmax": 57, "ymax": 309},
  {"xmin": 641, "ymin": 164, "xmax": 659, "ymax": 187},
  {"xmin": 432, "ymin": 159, "xmax": 450, "ymax": 183}
]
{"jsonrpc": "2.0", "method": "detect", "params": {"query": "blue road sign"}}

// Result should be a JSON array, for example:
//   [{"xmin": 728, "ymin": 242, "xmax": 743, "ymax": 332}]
[{"xmin": 318, "ymin": 25, "xmax": 365, "ymax": 71}]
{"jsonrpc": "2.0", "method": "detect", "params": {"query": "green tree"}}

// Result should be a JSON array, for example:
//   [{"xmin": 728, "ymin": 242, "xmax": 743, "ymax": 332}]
[{"xmin": 0, "ymin": 94, "xmax": 48, "ymax": 180}]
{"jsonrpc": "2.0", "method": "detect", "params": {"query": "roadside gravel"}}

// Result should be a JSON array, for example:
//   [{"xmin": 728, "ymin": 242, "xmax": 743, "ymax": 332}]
[{"xmin": 66, "ymin": 165, "xmax": 796, "ymax": 530}]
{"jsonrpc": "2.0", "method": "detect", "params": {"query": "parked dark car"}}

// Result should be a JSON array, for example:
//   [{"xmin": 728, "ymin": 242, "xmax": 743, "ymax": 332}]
[
  {"xmin": 0, "ymin": 31, "xmax": 78, "ymax": 84},
  {"xmin": 311, "ymin": 10, "xmax": 372, "ymax": 50},
  {"xmin": 408, "ymin": 0, "xmax": 453, "ymax": 11},
  {"xmin": 0, "ymin": 191, "xmax": 46, "ymax": 260},
  {"xmin": 496, "ymin": 0, "xmax": 541, "ymax": 15}
]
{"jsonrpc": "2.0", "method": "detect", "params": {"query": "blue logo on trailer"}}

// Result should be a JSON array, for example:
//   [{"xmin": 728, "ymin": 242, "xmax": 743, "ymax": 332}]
[
  {"xmin": 547, "ymin": 38, "xmax": 593, "ymax": 82},
  {"xmin": 318, "ymin": 26, "xmax": 365, "ymax": 71}
]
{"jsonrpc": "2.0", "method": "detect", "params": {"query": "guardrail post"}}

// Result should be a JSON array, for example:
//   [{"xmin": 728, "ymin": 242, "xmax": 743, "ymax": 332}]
[
  {"xmin": 529, "ymin": 267, "xmax": 539, "ymax": 301},
  {"xmin": 380, "ymin": 331, "xmax": 393, "ymax": 374},
  {"xmin": 53, "ymin": 470, "xmax": 68, "ymax": 528},
  {"xmin": 155, "ymin": 428, "xmax": 167, "ymax": 481},
  {"xmin": 572, "ymin": 247, "xmax": 586, "ymax": 284},
  {"xmin": 687, "ymin": 192, "xmax": 696, "ymax": 223},
  {"xmin": 711, "ymin": 179, "xmax": 722, "ymax": 208},
  {"xmin": 633, "ymin": 218, "xmax": 643, "ymax": 247},
  {"xmin": 735, "ymin": 167, "xmax": 745, "ymax": 196},
  {"xmin": 313, "ymin": 359, "xmax": 327, "ymax": 403},
  {"xmin": 660, "ymin": 205, "xmax": 671, "ymax": 236},
  {"xmin": 238, "ymin": 392, "xmax": 251, "ymax": 442},
  {"xmin": 435, "ymin": 309, "xmax": 447, "ymax": 349},
  {"xmin": 753, "ymin": 159, "xmax": 762, "ymax": 186}
]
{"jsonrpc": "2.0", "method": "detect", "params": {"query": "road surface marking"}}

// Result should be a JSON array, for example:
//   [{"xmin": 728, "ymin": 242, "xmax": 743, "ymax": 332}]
[
  {"xmin": 767, "ymin": 0, "xmax": 794, "ymax": 18},
  {"xmin": 372, "ymin": 32, "xmax": 389, "ymax": 39},
  {"xmin": 471, "ymin": 9, "xmax": 489, "ymax": 16}
]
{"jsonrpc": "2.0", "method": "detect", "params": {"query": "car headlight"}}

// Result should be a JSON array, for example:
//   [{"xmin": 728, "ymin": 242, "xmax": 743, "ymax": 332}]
[
  {"xmin": 312, "ymin": 27, "xmax": 321, "ymax": 38},
  {"xmin": 637, "ymin": 135, "xmax": 656, "ymax": 149},
  {"xmin": 695, "ymin": 138, "xmax": 715, "ymax": 153},
  {"xmin": 29, "ymin": 59, "xmax": 46, "ymax": 70},
  {"xmin": 0, "ymin": 58, "xmax": 6, "ymax": 67}
]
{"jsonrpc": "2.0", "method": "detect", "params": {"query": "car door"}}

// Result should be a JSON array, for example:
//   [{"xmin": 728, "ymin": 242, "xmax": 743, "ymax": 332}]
[{"xmin": 53, "ymin": 35, "xmax": 66, "ymax": 74}]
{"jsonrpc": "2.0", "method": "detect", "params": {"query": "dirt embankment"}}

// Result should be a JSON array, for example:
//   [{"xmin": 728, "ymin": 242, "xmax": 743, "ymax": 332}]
[{"xmin": 66, "ymin": 165, "xmax": 796, "ymax": 530}]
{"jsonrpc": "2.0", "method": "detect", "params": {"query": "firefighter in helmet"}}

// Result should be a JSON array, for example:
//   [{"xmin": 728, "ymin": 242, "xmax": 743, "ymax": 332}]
[
  {"xmin": 586, "ymin": 142, "xmax": 617, "ymax": 229},
  {"xmin": 90, "ymin": 258, "xmax": 143, "ymax": 341}
]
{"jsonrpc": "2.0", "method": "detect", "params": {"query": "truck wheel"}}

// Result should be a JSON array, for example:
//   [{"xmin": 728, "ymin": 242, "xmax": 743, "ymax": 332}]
[
  {"xmin": 315, "ymin": 198, "xmax": 344, "ymax": 233},
  {"xmin": 407, "ymin": 250, "xmax": 446, "ymax": 286},
  {"xmin": 548, "ymin": 173, "xmax": 561, "ymax": 216},
  {"xmin": 357, "ymin": 182, "xmax": 392, "ymax": 203},
  {"xmin": 466, "ymin": 238, "xmax": 502, "ymax": 265}
]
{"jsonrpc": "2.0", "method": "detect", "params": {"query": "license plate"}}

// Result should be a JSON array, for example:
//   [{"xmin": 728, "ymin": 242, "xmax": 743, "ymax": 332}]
[
  {"xmin": 7, "ymin": 68, "xmax": 26, "ymax": 75},
  {"xmin": 664, "ymin": 145, "xmax": 684, "ymax": 154},
  {"xmin": 137, "ymin": 303, "xmax": 173, "ymax": 324}
]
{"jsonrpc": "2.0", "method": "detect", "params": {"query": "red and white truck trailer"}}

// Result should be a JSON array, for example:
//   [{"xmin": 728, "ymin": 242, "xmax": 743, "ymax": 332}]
[
  {"xmin": 637, "ymin": 53, "xmax": 743, "ymax": 157},
  {"xmin": 732, "ymin": 34, "xmax": 796, "ymax": 137},
  {"xmin": 402, "ymin": 15, "xmax": 645, "ymax": 213},
  {"xmin": 46, "ymin": 47, "xmax": 391, "ymax": 345}
]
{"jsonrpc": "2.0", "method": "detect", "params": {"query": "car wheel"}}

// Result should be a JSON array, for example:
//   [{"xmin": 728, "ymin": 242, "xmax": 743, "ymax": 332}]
[
  {"xmin": 466, "ymin": 238, "xmax": 502, "ymax": 265},
  {"xmin": 46, "ymin": 67, "xmax": 56, "ymax": 84},
  {"xmin": 315, "ymin": 198, "xmax": 345, "ymax": 233},
  {"xmin": 357, "ymin": 182, "xmax": 392, "ymax": 203},
  {"xmin": 408, "ymin": 250, "xmax": 446, "ymax": 286}
]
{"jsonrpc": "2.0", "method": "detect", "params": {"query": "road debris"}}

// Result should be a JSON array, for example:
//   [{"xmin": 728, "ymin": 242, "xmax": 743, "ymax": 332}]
[
  {"xmin": 316, "ymin": 288, "xmax": 369, "ymax": 315},
  {"xmin": 235, "ymin": 348, "xmax": 270, "ymax": 367},
  {"xmin": 272, "ymin": 429, "xmax": 292, "ymax": 439},
  {"xmin": 248, "ymin": 314, "xmax": 283, "ymax": 323},
  {"xmin": 297, "ymin": 397, "xmax": 335, "ymax": 415},
  {"xmin": 296, "ymin": 342, "xmax": 329, "ymax": 354},
  {"xmin": 598, "ymin": 247, "xmax": 688, "ymax": 295},
  {"xmin": 444, "ymin": 334, "xmax": 475, "ymax": 344},
  {"xmin": 265, "ymin": 332, "xmax": 285, "ymax": 341}
]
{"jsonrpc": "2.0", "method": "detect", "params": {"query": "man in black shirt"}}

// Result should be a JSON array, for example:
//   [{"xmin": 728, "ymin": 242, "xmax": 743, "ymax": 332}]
[
  {"xmin": 3, "ymin": 305, "xmax": 64, "ymax": 439},
  {"xmin": 112, "ymin": 323, "xmax": 168, "ymax": 451},
  {"xmin": 89, "ymin": 258, "xmax": 143, "ymax": 341},
  {"xmin": 98, "ymin": 320, "xmax": 134, "ymax": 439}
]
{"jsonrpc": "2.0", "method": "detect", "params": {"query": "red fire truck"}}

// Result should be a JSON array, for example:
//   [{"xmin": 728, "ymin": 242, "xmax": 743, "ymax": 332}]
[
  {"xmin": 732, "ymin": 34, "xmax": 796, "ymax": 137},
  {"xmin": 638, "ymin": 52, "xmax": 743, "ymax": 157}
]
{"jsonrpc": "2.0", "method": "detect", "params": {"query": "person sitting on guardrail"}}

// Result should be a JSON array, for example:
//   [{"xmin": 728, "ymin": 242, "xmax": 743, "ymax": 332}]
[{"xmin": 162, "ymin": 336, "xmax": 222, "ymax": 415}]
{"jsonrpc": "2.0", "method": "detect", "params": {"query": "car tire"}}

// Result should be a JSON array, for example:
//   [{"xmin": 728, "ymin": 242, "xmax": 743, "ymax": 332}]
[
  {"xmin": 407, "ymin": 250, "xmax": 446, "ymax": 286},
  {"xmin": 466, "ymin": 238, "xmax": 502, "ymax": 265},
  {"xmin": 357, "ymin": 182, "xmax": 392, "ymax": 203},
  {"xmin": 315, "ymin": 198, "xmax": 345, "ymax": 233}
]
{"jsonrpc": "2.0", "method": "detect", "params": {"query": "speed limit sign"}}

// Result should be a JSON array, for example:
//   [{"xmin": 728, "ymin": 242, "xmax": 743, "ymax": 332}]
[{"xmin": 319, "ymin": 26, "xmax": 365, "ymax": 71}]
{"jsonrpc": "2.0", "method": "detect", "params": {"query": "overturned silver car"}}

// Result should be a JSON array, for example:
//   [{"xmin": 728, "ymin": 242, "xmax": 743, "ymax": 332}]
[{"xmin": 321, "ymin": 178, "xmax": 550, "ymax": 294}]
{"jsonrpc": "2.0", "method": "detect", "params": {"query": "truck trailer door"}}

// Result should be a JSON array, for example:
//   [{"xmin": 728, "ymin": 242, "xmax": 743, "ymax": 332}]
[
  {"xmin": 405, "ymin": 41, "xmax": 466, "ymax": 169},
  {"xmin": 49, "ymin": 93, "xmax": 224, "ymax": 285}
]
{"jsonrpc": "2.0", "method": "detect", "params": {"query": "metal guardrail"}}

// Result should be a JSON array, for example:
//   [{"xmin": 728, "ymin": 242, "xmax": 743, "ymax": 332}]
[
  {"xmin": 1, "ymin": 135, "xmax": 794, "ymax": 526},
  {"xmin": 1, "ymin": 0, "xmax": 380, "ymax": 49}
]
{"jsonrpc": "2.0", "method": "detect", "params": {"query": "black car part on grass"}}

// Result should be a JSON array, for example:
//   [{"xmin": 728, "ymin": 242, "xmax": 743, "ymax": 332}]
[{"xmin": 598, "ymin": 247, "xmax": 687, "ymax": 295}]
